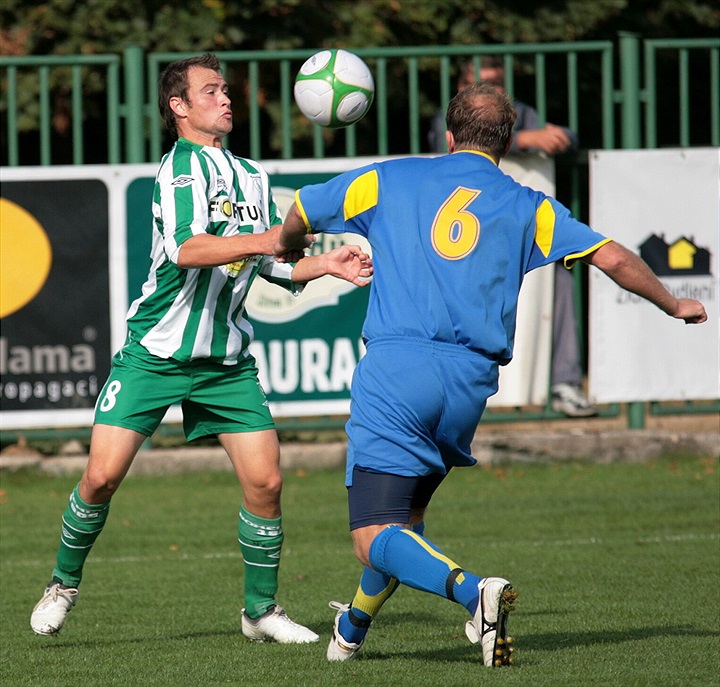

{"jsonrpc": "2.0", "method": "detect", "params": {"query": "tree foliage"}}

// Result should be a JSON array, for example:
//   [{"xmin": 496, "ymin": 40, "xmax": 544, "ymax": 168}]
[{"xmin": 2, "ymin": 0, "xmax": 718, "ymax": 57}]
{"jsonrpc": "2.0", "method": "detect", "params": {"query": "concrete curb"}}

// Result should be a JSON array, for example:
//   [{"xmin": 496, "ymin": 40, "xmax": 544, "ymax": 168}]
[{"xmin": 1, "ymin": 432, "xmax": 717, "ymax": 476}]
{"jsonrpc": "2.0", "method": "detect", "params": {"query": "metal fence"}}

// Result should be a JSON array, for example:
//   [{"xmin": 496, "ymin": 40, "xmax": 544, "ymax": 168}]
[{"xmin": 2, "ymin": 36, "xmax": 719, "ymax": 167}]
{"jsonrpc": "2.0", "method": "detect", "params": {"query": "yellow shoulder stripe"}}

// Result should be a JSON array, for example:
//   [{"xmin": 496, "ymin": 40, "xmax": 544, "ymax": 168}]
[
  {"xmin": 535, "ymin": 198, "xmax": 555, "ymax": 257},
  {"xmin": 344, "ymin": 170, "xmax": 379, "ymax": 221},
  {"xmin": 294, "ymin": 189, "xmax": 313, "ymax": 234},
  {"xmin": 564, "ymin": 238, "xmax": 614, "ymax": 267}
]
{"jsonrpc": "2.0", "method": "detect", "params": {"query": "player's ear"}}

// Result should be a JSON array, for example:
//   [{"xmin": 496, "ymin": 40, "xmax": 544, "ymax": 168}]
[
  {"xmin": 445, "ymin": 130, "xmax": 455, "ymax": 153},
  {"xmin": 169, "ymin": 96, "xmax": 187, "ymax": 118}
]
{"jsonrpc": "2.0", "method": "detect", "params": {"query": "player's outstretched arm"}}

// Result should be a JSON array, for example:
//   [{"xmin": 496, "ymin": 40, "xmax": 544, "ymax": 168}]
[
  {"xmin": 584, "ymin": 241, "xmax": 707, "ymax": 324},
  {"xmin": 274, "ymin": 203, "xmax": 315, "ymax": 259},
  {"xmin": 290, "ymin": 245, "xmax": 373, "ymax": 286}
]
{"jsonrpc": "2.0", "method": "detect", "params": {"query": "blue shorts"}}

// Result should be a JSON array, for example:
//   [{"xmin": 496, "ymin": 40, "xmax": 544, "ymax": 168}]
[{"xmin": 345, "ymin": 336, "xmax": 499, "ymax": 486}]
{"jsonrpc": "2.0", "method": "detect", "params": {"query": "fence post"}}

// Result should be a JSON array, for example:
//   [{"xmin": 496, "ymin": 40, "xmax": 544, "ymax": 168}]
[
  {"xmin": 618, "ymin": 32, "xmax": 642, "ymax": 149},
  {"xmin": 618, "ymin": 32, "xmax": 646, "ymax": 429},
  {"xmin": 123, "ymin": 44, "xmax": 146, "ymax": 163}
]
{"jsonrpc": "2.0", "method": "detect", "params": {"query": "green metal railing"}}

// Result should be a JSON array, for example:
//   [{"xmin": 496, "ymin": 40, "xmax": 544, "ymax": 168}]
[
  {"xmin": 1, "ymin": 54, "xmax": 122, "ymax": 166},
  {"xmin": 3, "ymin": 37, "xmax": 718, "ymax": 167}
]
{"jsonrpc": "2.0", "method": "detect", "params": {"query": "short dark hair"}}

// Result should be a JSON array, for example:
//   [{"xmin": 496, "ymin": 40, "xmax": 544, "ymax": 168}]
[
  {"xmin": 445, "ymin": 81, "xmax": 516, "ymax": 160},
  {"xmin": 158, "ymin": 54, "xmax": 221, "ymax": 138}
]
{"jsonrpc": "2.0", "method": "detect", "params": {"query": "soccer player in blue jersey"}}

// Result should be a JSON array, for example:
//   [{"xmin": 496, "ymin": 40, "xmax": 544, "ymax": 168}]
[
  {"xmin": 274, "ymin": 81, "xmax": 707, "ymax": 666},
  {"xmin": 30, "ymin": 54, "xmax": 373, "ymax": 643}
]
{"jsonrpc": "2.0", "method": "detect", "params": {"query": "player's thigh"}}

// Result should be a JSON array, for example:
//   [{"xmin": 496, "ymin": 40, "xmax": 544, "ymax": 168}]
[
  {"xmin": 81, "ymin": 424, "xmax": 148, "ymax": 499},
  {"xmin": 218, "ymin": 429, "xmax": 281, "ymax": 490},
  {"xmin": 347, "ymin": 466, "xmax": 420, "ymax": 529},
  {"xmin": 219, "ymin": 429, "xmax": 282, "ymax": 518}
]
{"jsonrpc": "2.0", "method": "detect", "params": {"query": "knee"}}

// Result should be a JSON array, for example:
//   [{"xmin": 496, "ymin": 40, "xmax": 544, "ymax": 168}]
[
  {"xmin": 351, "ymin": 525, "xmax": 384, "ymax": 568},
  {"xmin": 241, "ymin": 470, "xmax": 283, "ymax": 517},
  {"xmin": 252, "ymin": 470, "xmax": 283, "ymax": 500},
  {"xmin": 353, "ymin": 539, "xmax": 372, "ymax": 568},
  {"xmin": 80, "ymin": 468, "xmax": 120, "ymax": 503}
]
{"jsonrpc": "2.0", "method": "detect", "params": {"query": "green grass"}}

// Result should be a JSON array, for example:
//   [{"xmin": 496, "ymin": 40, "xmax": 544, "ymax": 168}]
[{"xmin": 1, "ymin": 456, "xmax": 718, "ymax": 687}]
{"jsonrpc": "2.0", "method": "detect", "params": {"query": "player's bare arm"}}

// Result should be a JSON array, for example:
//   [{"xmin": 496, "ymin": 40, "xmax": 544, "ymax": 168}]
[
  {"xmin": 583, "ymin": 241, "xmax": 707, "ymax": 324},
  {"xmin": 177, "ymin": 226, "xmax": 288, "ymax": 268},
  {"xmin": 274, "ymin": 203, "xmax": 315, "ymax": 257},
  {"xmin": 290, "ymin": 245, "xmax": 373, "ymax": 286}
]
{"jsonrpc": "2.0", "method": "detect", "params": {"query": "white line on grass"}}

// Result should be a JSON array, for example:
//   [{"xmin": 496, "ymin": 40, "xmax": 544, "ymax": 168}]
[{"xmin": 3, "ymin": 532, "xmax": 717, "ymax": 570}]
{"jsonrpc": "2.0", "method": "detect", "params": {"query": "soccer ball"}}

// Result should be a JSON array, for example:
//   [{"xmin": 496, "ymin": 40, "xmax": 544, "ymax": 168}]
[{"xmin": 294, "ymin": 49, "xmax": 374, "ymax": 128}]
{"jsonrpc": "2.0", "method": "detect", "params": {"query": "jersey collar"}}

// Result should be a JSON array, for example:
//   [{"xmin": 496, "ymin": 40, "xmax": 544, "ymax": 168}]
[{"xmin": 453, "ymin": 150, "xmax": 499, "ymax": 166}]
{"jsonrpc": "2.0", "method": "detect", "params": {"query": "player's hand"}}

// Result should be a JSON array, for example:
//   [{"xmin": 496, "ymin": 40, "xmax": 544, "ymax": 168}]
[
  {"xmin": 271, "ymin": 224, "xmax": 316, "ymax": 262},
  {"xmin": 673, "ymin": 298, "xmax": 708, "ymax": 324},
  {"xmin": 275, "ymin": 248, "xmax": 308, "ymax": 263},
  {"xmin": 325, "ymin": 245, "xmax": 373, "ymax": 286}
]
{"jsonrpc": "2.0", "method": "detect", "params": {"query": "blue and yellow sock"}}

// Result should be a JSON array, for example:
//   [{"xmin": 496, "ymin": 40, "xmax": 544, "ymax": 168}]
[
  {"xmin": 368, "ymin": 525, "xmax": 481, "ymax": 615},
  {"xmin": 339, "ymin": 522, "xmax": 426, "ymax": 644},
  {"xmin": 52, "ymin": 483, "xmax": 110, "ymax": 587}
]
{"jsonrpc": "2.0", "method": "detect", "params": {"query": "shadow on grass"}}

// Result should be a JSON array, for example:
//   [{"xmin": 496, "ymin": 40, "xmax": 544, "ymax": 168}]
[
  {"xmin": 371, "ymin": 624, "xmax": 719, "ymax": 664},
  {"xmin": 37, "ymin": 622, "xmax": 718, "ymax": 663},
  {"xmin": 519, "ymin": 625, "xmax": 720, "ymax": 652}
]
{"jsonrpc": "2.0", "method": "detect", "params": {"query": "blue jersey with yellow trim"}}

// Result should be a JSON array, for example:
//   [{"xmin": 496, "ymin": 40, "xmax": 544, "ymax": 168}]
[{"xmin": 297, "ymin": 151, "xmax": 609, "ymax": 364}]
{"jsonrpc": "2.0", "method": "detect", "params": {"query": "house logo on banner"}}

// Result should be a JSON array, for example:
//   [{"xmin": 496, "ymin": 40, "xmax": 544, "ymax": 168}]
[
  {"xmin": 640, "ymin": 234, "xmax": 712, "ymax": 277},
  {"xmin": 622, "ymin": 233, "xmax": 716, "ymax": 306}
]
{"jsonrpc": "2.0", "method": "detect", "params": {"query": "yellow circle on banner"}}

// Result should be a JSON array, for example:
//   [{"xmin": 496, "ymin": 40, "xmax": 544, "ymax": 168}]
[{"xmin": 0, "ymin": 198, "xmax": 53, "ymax": 318}]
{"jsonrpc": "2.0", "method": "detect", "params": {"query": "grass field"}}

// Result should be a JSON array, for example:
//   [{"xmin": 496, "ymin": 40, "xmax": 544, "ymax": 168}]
[{"xmin": 1, "ymin": 455, "xmax": 718, "ymax": 687}]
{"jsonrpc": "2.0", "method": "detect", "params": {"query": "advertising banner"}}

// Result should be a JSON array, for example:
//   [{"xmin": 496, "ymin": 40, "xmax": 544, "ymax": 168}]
[
  {"xmin": 1, "ymin": 154, "xmax": 555, "ymax": 429},
  {"xmin": 0, "ymin": 171, "xmax": 113, "ymax": 428},
  {"xmin": 588, "ymin": 148, "xmax": 719, "ymax": 402}
]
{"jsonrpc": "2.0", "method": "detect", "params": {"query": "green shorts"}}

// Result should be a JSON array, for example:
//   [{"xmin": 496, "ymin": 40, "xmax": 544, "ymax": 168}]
[{"xmin": 94, "ymin": 342, "xmax": 275, "ymax": 441}]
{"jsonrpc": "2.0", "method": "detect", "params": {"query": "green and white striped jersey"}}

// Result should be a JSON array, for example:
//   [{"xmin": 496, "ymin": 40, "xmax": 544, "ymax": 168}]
[{"xmin": 125, "ymin": 138, "xmax": 300, "ymax": 364}]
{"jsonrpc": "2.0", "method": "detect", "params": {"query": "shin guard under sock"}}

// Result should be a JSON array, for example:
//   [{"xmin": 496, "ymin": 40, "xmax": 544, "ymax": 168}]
[
  {"xmin": 368, "ymin": 525, "xmax": 481, "ymax": 614},
  {"xmin": 52, "ymin": 484, "xmax": 110, "ymax": 587},
  {"xmin": 339, "ymin": 522, "xmax": 425, "ymax": 644},
  {"xmin": 238, "ymin": 506, "xmax": 283, "ymax": 619}
]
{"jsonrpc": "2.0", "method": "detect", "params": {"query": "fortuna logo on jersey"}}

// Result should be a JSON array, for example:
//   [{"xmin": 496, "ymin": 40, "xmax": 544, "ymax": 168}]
[{"xmin": 210, "ymin": 198, "xmax": 263, "ymax": 224}]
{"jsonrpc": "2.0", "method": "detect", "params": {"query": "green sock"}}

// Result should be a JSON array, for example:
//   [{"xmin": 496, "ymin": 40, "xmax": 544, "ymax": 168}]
[
  {"xmin": 52, "ymin": 484, "xmax": 110, "ymax": 587},
  {"xmin": 238, "ymin": 506, "xmax": 283, "ymax": 619}
]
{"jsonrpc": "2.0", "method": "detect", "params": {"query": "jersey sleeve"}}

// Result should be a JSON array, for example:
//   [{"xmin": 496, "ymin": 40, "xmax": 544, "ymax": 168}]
[
  {"xmin": 528, "ymin": 195, "xmax": 611, "ymax": 271},
  {"xmin": 257, "ymin": 257, "xmax": 304, "ymax": 296},
  {"xmin": 154, "ymin": 145, "xmax": 212, "ymax": 265},
  {"xmin": 296, "ymin": 164, "xmax": 379, "ymax": 237}
]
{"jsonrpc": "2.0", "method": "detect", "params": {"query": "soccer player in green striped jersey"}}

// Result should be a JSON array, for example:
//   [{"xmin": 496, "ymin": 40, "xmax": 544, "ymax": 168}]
[{"xmin": 31, "ymin": 54, "xmax": 372, "ymax": 643}]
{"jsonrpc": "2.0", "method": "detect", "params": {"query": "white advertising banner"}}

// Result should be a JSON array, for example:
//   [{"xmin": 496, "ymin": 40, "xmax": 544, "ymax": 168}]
[
  {"xmin": 489, "ymin": 154, "xmax": 555, "ymax": 407},
  {"xmin": 588, "ymin": 148, "xmax": 719, "ymax": 402}
]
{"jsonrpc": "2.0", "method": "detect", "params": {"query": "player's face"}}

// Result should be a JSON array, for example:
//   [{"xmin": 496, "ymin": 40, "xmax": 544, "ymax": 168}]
[{"xmin": 175, "ymin": 66, "xmax": 233, "ymax": 146}]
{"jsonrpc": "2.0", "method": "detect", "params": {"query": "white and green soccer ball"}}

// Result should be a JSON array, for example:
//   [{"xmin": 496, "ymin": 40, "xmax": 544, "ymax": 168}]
[{"xmin": 294, "ymin": 49, "xmax": 374, "ymax": 128}]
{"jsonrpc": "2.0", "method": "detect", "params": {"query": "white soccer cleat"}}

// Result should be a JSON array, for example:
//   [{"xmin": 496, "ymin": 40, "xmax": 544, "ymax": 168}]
[
  {"xmin": 241, "ymin": 605, "xmax": 319, "ymax": 644},
  {"xmin": 30, "ymin": 581, "xmax": 79, "ymax": 636},
  {"xmin": 326, "ymin": 601, "xmax": 364, "ymax": 662},
  {"xmin": 464, "ymin": 577, "xmax": 517, "ymax": 667}
]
